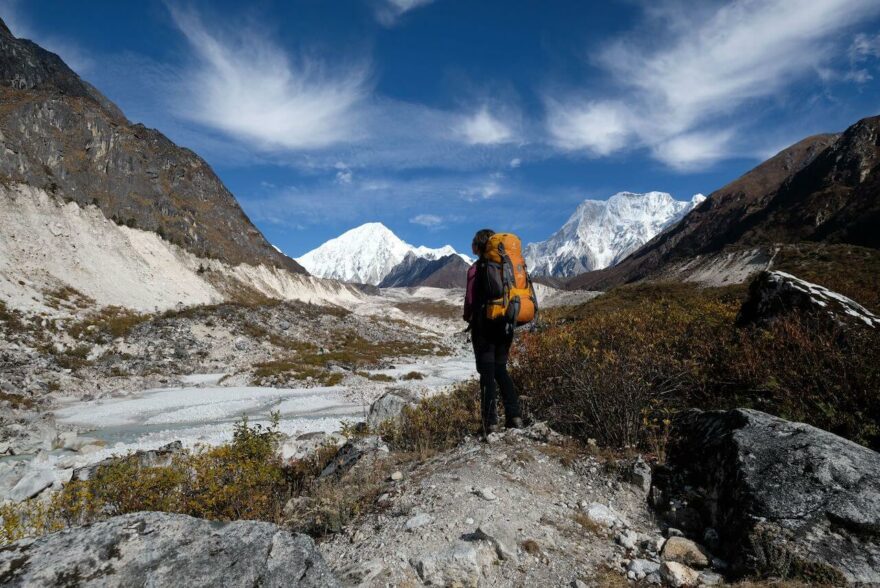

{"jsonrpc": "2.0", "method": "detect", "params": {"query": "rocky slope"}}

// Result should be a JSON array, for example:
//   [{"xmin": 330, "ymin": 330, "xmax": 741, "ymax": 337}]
[
  {"xmin": 567, "ymin": 116, "xmax": 880, "ymax": 290},
  {"xmin": 297, "ymin": 223, "xmax": 469, "ymax": 286},
  {"xmin": 525, "ymin": 192, "xmax": 705, "ymax": 278},
  {"xmin": 379, "ymin": 253, "xmax": 470, "ymax": 288},
  {"xmin": 0, "ymin": 18, "xmax": 301, "ymax": 274},
  {"xmin": 0, "ymin": 512, "xmax": 339, "ymax": 587}
]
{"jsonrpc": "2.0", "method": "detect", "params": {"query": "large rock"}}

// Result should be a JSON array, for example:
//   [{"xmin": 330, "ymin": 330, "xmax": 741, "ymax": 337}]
[
  {"xmin": 366, "ymin": 388, "xmax": 420, "ymax": 430},
  {"xmin": 654, "ymin": 408, "xmax": 880, "ymax": 584},
  {"xmin": 0, "ymin": 512, "xmax": 339, "ymax": 587},
  {"xmin": 319, "ymin": 436, "xmax": 388, "ymax": 479},
  {"xmin": 410, "ymin": 541, "xmax": 496, "ymax": 587},
  {"xmin": 737, "ymin": 270, "xmax": 880, "ymax": 328}
]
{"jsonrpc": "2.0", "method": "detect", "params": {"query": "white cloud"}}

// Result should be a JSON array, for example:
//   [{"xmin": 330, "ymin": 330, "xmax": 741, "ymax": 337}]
[
  {"xmin": 456, "ymin": 106, "xmax": 515, "ymax": 145},
  {"xmin": 168, "ymin": 5, "xmax": 370, "ymax": 150},
  {"xmin": 509, "ymin": 158, "xmax": 521, "ymax": 168},
  {"xmin": 547, "ymin": 0, "xmax": 880, "ymax": 168},
  {"xmin": 651, "ymin": 130, "xmax": 735, "ymax": 171},
  {"xmin": 410, "ymin": 214, "xmax": 443, "ymax": 227},
  {"xmin": 546, "ymin": 99, "xmax": 632, "ymax": 155},
  {"xmin": 460, "ymin": 178, "xmax": 502, "ymax": 201},
  {"xmin": 851, "ymin": 32, "xmax": 880, "ymax": 59},
  {"xmin": 374, "ymin": 0, "xmax": 435, "ymax": 27}
]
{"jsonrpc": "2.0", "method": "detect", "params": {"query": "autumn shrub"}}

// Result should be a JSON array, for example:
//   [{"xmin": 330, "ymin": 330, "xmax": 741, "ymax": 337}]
[
  {"xmin": 380, "ymin": 381, "xmax": 482, "ymax": 456},
  {"xmin": 512, "ymin": 282, "xmax": 880, "ymax": 451}
]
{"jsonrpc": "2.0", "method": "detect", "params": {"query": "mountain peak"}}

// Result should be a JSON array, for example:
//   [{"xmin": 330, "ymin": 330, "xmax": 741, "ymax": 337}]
[
  {"xmin": 296, "ymin": 223, "xmax": 468, "ymax": 285},
  {"xmin": 525, "ymin": 191, "xmax": 702, "ymax": 277},
  {"xmin": 0, "ymin": 18, "xmax": 12, "ymax": 38}
]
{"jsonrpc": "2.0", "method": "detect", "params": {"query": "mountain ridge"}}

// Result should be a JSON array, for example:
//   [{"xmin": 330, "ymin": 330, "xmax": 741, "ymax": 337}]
[
  {"xmin": 0, "ymin": 17, "xmax": 303, "ymax": 274},
  {"xmin": 566, "ymin": 119, "xmax": 878, "ymax": 291},
  {"xmin": 524, "ymin": 191, "xmax": 705, "ymax": 278}
]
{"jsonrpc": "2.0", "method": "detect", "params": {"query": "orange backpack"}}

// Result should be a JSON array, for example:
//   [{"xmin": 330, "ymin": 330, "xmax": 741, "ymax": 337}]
[{"xmin": 483, "ymin": 233, "xmax": 538, "ymax": 327}]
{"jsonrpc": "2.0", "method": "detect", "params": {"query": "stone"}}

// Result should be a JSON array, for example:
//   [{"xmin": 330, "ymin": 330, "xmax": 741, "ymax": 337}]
[
  {"xmin": 366, "ymin": 388, "xmax": 420, "ymax": 430},
  {"xmin": 737, "ymin": 270, "xmax": 880, "ymax": 328},
  {"xmin": 627, "ymin": 558, "xmax": 661, "ymax": 580},
  {"xmin": 7, "ymin": 467, "xmax": 56, "ymax": 502},
  {"xmin": 475, "ymin": 520, "xmax": 519, "ymax": 563},
  {"xmin": 390, "ymin": 470, "xmax": 403, "ymax": 481},
  {"xmin": 233, "ymin": 336, "xmax": 248, "ymax": 351},
  {"xmin": 571, "ymin": 579, "xmax": 588, "ymax": 588},
  {"xmin": 659, "ymin": 561, "xmax": 700, "ymax": 588},
  {"xmin": 278, "ymin": 432, "xmax": 345, "ymax": 462},
  {"xmin": 278, "ymin": 320, "xmax": 291, "ymax": 331},
  {"xmin": 405, "ymin": 513, "xmax": 433, "ymax": 531},
  {"xmin": 319, "ymin": 436, "xmax": 388, "ymax": 479},
  {"xmin": 658, "ymin": 408, "xmax": 880, "ymax": 584},
  {"xmin": 474, "ymin": 487, "xmax": 497, "ymax": 501},
  {"xmin": 627, "ymin": 455, "xmax": 652, "ymax": 493},
  {"xmin": 584, "ymin": 502, "xmax": 623, "ymax": 528},
  {"xmin": 616, "ymin": 530, "xmax": 639, "ymax": 551},
  {"xmin": 410, "ymin": 541, "xmax": 495, "ymax": 587},
  {"xmin": 0, "ymin": 512, "xmax": 338, "ymax": 587},
  {"xmin": 697, "ymin": 571, "xmax": 725, "ymax": 586},
  {"xmin": 661, "ymin": 537, "xmax": 710, "ymax": 569}
]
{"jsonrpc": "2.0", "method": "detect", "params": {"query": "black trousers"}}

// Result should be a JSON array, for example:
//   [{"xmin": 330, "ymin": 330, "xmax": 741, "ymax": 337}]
[{"xmin": 472, "ymin": 324, "xmax": 520, "ymax": 430}]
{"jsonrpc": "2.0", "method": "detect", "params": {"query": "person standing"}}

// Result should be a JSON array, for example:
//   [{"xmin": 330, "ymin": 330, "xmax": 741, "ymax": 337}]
[{"xmin": 464, "ymin": 229, "xmax": 523, "ymax": 435}]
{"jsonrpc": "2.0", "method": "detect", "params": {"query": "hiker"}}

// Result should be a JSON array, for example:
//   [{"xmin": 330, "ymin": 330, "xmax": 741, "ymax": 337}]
[{"xmin": 464, "ymin": 229, "xmax": 537, "ymax": 434}]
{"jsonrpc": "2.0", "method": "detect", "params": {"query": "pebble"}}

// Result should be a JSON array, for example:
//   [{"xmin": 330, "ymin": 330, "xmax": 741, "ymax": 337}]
[
  {"xmin": 474, "ymin": 487, "xmax": 497, "ymax": 501},
  {"xmin": 405, "ymin": 513, "xmax": 433, "ymax": 531},
  {"xmin": 390, "ymin": 471, "xmax": 403, "ymax": 481}
]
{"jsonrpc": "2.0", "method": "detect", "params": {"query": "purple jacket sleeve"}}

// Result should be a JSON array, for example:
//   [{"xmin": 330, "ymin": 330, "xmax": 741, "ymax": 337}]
[{"xmin": 463, "ymin": 262, "xmax": 478, "ymax": 322}]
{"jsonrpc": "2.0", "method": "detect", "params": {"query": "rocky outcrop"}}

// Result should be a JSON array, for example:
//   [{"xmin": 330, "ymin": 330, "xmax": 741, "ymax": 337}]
[
  {"xmin": 653, "ymin": 408, "xmax": 880, "ymax": 585},
  {"xmin": 737, "ymin": 270, "xmax": 880, "ymax": 328},
  {"xmin": 366, "ymin": 388, "xmax": 420, "ymax": 429},
  {"xmin": 0, "ymin": 512, "xmax": 339, "ymax": 587},
  {"xmin": 0, "ymin": 18, "xmax": 303, "ymax": 274}
]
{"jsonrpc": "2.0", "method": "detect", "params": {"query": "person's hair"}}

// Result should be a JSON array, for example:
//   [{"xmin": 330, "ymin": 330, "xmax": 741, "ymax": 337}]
[{"xmin": 472, "ymin": 229, "xmax": 495, "ymax": 256}]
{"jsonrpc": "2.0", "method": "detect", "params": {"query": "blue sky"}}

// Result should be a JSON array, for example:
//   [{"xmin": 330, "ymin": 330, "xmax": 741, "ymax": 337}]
[{"xmin": 3, "ymin": 0, "xmax": 880, "ymax": 257}]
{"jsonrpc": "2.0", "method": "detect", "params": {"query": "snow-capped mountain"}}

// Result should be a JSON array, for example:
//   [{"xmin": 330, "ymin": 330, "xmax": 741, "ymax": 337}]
[
  {"xmin": 524, "ymin": 191, "xmax": 706, "ymax": 277},
  {"xmin": 296, "ymin": 223, "xmax": 470, "ymax": 285}
]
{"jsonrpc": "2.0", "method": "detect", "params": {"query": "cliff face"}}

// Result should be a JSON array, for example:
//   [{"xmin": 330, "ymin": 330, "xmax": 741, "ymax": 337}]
[{"xmin": 0, "ymin": 18, "xmax": 304, "ymax": 274}]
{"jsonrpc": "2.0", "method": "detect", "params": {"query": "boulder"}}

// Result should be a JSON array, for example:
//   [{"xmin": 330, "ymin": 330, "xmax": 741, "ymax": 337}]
[
  {"xmin": 583, "ymin": 502, "xmax": 624, "ymax": 529},
  {"xmin": 0, "ymin": 512, "xmax": 339, "ymax": 587},
  {"xmin": 737, "ymin": 270, "xmax": 879, "ymax": 328},
  {"xmin": 6, "ymin": 467, "xmax": 56, "ymax": 502},
  {"xmin": 410, "ymin": 541, "xmax": 495, "ymax": 587},
  {"xmin": 626, "ymin": 455, "xmax": 652, "ymax": 493},
  {"xmin": 660, "ymin": 537, "xmax": 710, "ymax": 569},
  {"xmin": 366, "ymin": 388, "xmax": 420, "ymax": 430},
  {"xmin": 277, "ymin": 431, "xmax": 346, "ymax": 462},
  {"xmin": 655, "ymin": 408, "xmax": 880, "ymax": 584},
  {"xmin": 475, "ymin": 520, "xmax": 520, "ymax": 563},
  {"xmin": 659, "ymin": 561, "xmax": 700, "ymax": 587},
  {"xmin": 319, "ymin": 436, "xmax": 388, "ymax": 479}
]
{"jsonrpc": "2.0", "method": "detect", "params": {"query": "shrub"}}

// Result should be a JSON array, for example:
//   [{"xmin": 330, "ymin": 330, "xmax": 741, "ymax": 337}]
[
  {"xmin": 512, "ymin": 282, "xmax": 880, "ymax": 451},
  {"xmin": 379, "ymin": 382, "xmax": 481, "ymax": 456}
]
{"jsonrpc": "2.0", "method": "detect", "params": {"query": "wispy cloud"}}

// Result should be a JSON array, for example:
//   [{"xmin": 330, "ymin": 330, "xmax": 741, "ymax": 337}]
[
  {"xmin": 456, "ymin": 106, "xmax": 516, "ymax": 145},
  {"xmin": 410, "ymin": 213, "xmax": 444, "ymax": 227},
  {"xmin": 546, "ymin": 0, "xmax": 880, "ymax": 169},
  {"xmin": 374, "ymin": 0, "xmax": 435, "ymax": 27},
  {"xmin": 168, "ymin": 5, "xmax": 371, "ymax": 150}
]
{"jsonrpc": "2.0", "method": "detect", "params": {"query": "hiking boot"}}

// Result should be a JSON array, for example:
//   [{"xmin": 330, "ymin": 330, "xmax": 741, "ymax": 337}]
[
  {"xmin": 487, "ymin": 424, "xmax": 502, "ymax": 434},
  {"xmin": 506, "ymin": 417, "xmax": 523, "ymax": 429}
]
